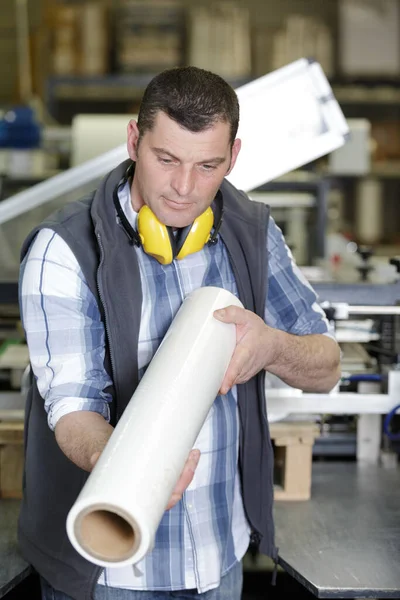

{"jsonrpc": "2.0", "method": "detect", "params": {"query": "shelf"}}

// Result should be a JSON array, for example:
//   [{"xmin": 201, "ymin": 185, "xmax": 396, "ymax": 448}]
[
  {"xmin": 46, "ymin": 74, "xmax": 252, "ymax": 110},
  {"xmin": 369, "ymin": 162, "xmax": 400, "ymax": 177},
  {"xmin": 249, "ymin": 191, "xmax": 316, "ymax": 208},
  {"xmin": 332, "ymin": 84, "xmax": 400, "ymax": 105},
  {"xmin": 322, "ymin": 162, "xmax": 400, "ymax": 180},
  {"xmin": 47, "ymin": 74, "xmax": 157, "ymax": 102},
  {"xmin": 45, "ymin": 74, "xmax": 400, "ymax": 125},
  {"xmin": 46, "ymin": 75, "xmax": 400, "ymax": 103}
]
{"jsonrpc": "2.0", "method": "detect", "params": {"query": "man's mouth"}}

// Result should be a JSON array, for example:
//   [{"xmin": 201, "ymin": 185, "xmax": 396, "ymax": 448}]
[{"xmin": 163, "ymin": 197, "xmax": 192, "ymax": 211}]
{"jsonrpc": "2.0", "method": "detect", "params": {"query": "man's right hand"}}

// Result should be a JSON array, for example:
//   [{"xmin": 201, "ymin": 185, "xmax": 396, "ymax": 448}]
[{"xmin": 90, "ymin": 448, "xmax": 201, "ymax": 511}]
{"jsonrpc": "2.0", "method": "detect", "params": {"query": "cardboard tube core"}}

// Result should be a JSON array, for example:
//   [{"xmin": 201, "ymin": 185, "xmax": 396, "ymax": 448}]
[{"xmin": 78, "ymin": 510, "xmax": 137, "ymax": 561}]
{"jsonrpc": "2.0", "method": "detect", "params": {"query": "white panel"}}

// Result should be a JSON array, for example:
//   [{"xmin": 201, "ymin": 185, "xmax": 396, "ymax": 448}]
[{"xmin": 228, "ymin": 58, "xmax": 349, "ymax": 191}]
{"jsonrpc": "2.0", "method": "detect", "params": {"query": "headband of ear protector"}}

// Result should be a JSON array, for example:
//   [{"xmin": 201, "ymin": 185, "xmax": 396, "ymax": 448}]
[{"xmin": 113, "ymin": 163, "xmax": 224, "ymax": 265}]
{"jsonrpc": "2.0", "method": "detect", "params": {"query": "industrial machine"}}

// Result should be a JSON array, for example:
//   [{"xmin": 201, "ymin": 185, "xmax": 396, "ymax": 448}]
[{"xmin": 266, "ymin": 262, "xmax": 400, "ymax": 464}]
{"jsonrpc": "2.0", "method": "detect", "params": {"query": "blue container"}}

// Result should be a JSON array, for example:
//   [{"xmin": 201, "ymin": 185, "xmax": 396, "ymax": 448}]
[{"xmin": 0, "ymin": 105, "xmax": 41, "ymax": 149}]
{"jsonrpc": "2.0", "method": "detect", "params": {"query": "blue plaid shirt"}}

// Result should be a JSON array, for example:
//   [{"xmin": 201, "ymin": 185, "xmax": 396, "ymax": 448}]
[{"xmin": 19, "ymin": 182, "xmax": 331, "ymax": 593}]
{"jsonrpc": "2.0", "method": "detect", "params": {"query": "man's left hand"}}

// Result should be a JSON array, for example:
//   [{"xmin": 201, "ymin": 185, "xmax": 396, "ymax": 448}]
[{"xmin": 213, "ymin": 306, "xmax": 280, "ymax": 395}]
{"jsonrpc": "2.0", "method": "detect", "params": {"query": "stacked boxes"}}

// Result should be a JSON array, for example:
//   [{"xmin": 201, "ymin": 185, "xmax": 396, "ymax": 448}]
[
  {"xmin": 51, "ymin": 2, "xmax": 109, "ymax": 76},
  {"xmin": 187, "ymin": 2, "xmax": 252, "ymax": 80}
]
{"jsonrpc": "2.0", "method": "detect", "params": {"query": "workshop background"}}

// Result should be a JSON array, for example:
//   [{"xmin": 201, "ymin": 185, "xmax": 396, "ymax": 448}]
[
  {"xmin": 2, "ymin": 0, "xmax": 400, "ymax": 268},
  {"xmin": 0, "ymin": 1, "xmax": 400, "ymax": 599}
]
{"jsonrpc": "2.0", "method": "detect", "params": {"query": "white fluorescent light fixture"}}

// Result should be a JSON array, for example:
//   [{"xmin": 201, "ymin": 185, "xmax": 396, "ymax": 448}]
[{"xmin": 0, "ymin": 58, "xmax": 348, "ymax": 225}]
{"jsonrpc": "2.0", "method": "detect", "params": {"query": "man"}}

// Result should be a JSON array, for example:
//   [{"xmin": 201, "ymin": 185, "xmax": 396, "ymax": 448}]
[{"xmin": 18, "ymin": 66, "xmax": 340, "ymax": 600}]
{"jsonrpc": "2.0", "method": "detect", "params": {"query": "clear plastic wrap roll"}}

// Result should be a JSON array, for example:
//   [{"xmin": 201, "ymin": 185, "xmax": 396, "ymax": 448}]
[{"xmin": 66, "ymin": 286, "xmax": 243, "ymax": 567}]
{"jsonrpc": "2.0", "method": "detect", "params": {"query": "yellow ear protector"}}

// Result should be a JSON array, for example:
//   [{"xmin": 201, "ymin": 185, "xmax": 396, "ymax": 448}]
[
  {"xmin": 136, "ymin": 204, "xmax": 215, "ymax": 265},
  {"xmin": 113, "ymin": 163, "xmax": 223, "ymax": 265}
]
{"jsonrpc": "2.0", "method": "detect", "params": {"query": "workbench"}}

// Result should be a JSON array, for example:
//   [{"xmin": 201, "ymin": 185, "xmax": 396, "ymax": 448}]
[
  {"xmin": 1, "ymin": 462, "xmax": 399, "ymax": 599},
  {"xmin": 274, "ymin": 461, "xmax": 400, "ymax": 598}
]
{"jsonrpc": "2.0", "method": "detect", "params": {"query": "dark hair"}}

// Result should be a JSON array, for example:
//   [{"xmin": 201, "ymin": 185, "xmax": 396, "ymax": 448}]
[{"xmin": 137, "ymin": 66, "xmax": 239, "ymax": 146}]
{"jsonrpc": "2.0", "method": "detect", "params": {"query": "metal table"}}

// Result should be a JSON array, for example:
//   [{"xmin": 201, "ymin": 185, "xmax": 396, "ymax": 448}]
[
  {"xmin": 1, "ymin": 463, "xmax": 399, "ymax": 598},
  {"xmin": 274, "ymin": 462, "xmax": 400, "ymax": 598}
]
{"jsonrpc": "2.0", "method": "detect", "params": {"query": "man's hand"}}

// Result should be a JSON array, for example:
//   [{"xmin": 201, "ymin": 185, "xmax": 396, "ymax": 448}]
[
  {"xmin": 214, "ymin": 305, "xmax": 278, "ymax": 395},
  {"xmin": 90, "ymin": 448, "xmax": 201, "ymax": 511},
  {"xmin": 214, "ymin": 305, "xmax": 341, "ymax": 394}
]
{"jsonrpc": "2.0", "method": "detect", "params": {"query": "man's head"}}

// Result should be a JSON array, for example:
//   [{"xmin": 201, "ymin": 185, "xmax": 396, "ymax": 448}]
[
  {"xmin": 137, "ymin": 66, "xmax": 240, "ymax": 147},
  {"xmin": 127, "ymin": 66, "xmax": 241, "ymax": 228}
]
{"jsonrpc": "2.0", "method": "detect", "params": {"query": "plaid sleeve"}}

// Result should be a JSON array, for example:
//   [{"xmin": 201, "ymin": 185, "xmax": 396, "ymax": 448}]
[
  {"xmin": 19, "ymin": 228, "xmax": 113, "ymax": 431},
  {"xmin": 265, "ymin": 215, "xmax": 335, "ymax": 339}
]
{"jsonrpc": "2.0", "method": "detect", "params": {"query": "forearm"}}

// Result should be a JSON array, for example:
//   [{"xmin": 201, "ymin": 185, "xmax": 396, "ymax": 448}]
[
  {"xmin": 55, "ymin": 411, "xmax": 114, "ymax": 471},
  {"xmin": 267, "ymin": 330, "xmax": 341, "ymax": 393}
]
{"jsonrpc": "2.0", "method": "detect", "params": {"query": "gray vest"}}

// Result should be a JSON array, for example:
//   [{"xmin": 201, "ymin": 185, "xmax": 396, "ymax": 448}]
[{"xmin": 18, "ymin": 160, "xmax": 277, "ymax": 600}]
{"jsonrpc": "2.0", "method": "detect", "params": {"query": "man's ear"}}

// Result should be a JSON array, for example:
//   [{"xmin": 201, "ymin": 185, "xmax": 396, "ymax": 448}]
[
  {"xmin": 226, "ymin": 138, "xmax": 241, "ymax": 175},
  {"xmin": 127, "ymin": 119, "xmax": 140, "ymax": 161}
]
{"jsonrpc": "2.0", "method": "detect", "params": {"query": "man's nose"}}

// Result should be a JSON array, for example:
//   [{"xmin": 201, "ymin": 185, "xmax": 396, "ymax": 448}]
[{"xmin": 171, "ymin": 166, "xmax": 195, "ymax": 197}]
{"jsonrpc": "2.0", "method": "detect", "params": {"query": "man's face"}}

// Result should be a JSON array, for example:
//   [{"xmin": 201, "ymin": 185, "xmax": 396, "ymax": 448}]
[{"xmin": 127, "ymin": 111, "xmax": 241, "ymax": 228}]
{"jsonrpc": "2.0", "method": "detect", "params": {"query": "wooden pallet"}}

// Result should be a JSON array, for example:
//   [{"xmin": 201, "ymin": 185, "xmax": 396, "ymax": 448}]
[
  {"xmin": 0, "ymin": 421, "xmax": 24, "ymax": 499},
  {"xmin": 270, "ymin": 421, "xmax": 320, "ymax": 501}
]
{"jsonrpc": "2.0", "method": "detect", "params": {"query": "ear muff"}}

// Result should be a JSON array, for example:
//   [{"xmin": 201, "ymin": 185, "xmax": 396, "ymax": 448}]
[
  {"xmin": 176, "ymin": 207, "xmax": 214, "ymax": 260},
  {"xmin": 137, "ymin": 205, "xmax": 214, "ymax": 265},
  {"xmin": 137, "ymin": 205, "xmax": 175, "ymax": 265}
]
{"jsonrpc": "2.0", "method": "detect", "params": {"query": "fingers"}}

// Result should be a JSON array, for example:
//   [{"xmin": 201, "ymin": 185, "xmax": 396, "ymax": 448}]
[
  {"xmin": 165, "ymin": 449, "xmax": 201, "ymax": 511},
  {"xmin": 220, "ymin": 345, "xmax": 251, "ymax": 395},
  {"xmin": 89, "ymin": 451, "xmax": 101, "ymax": 470},
  {"xmin": 213, "ymin": 305, "xmax": 247, "ymax": 326},
  {"xmin": 215, "ymin": 309, "xmax": 270, "ymax": 394}
]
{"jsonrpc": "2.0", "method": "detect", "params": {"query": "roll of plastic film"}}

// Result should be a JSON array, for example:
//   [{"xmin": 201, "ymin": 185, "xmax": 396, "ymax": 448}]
[
  {"xmin": 66, "ymin": 286, "xmax": 243, "ymax": 567},
  {"xmin": 355, "ymin": 177, "xmax": 383, "ymax": 245}
]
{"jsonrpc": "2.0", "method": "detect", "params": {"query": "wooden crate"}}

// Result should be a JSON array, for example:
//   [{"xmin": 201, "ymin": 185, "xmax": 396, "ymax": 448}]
[
  {"xmin": 270, "ymin": 421, "xmax": 320, "ymax": 501},
  {"xmin": 0, "ymin": 421, "xmax": 24, "ymax": 499}
]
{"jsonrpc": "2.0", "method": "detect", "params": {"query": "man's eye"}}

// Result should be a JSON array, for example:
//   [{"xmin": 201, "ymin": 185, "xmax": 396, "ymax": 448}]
[
  {"xmin": 202, "ymin": 164, "xmax": 216, "ymax": 171},
  {"xmin": 160, "ymin": 158, "xmax": 172, "ymax": 164}
]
